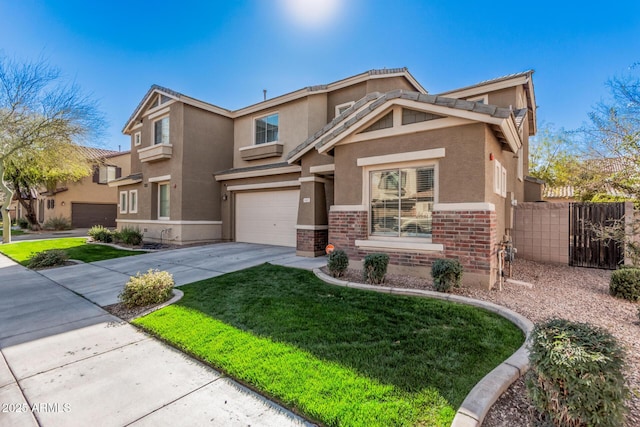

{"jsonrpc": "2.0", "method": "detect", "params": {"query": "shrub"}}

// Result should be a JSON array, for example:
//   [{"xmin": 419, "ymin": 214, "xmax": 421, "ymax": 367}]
[
  {"xmin": 43, "ymin": 216, "xmax": 72, "ymax": 231},
  {"xmin": 362, "ymin": 253, "xmax": 389, "ymax": 285},
  {"xmin": 17, "ymin": 217, "xmax": 29, "ymax": 229},
  {"xmin": 115, "ymin": 226, "xmax": 143, "ymax": 246},
  {"xmin": 88, "ymin": 225, "xmax": 113, "ymax": 243},
  {"xmin": 610, "ymin": 268, "xmax": 640, "ymax": 301},
  {"xmin": 526, "ymin": 318, "xmax": 628, "ymax": 427},
  {"xmin": 327, "ymin": 249, "xmax": 349, "ymax": 278},
  {"xmin": 431, "ymin": 259, "xmax": 463, "ymax": 292},
  {"xmin": 28, "ymin": 249, "xmax": 69, "ymax": 269},
  {"xmin": 119, "ymin": 269, "xmax": 174, "ymax": 308}
]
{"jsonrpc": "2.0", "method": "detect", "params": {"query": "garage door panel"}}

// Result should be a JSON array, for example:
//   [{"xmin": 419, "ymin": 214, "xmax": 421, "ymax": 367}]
[
  {"xmin": 236, "ymin": 190, "xmax": 299, "ymax": 247},
  {"xmin": 72, "ymin": 203, "xmax": 117, "ymax": 228}
]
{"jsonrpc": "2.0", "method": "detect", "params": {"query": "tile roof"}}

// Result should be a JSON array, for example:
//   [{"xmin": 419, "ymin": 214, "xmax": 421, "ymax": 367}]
[
  {"xmin": 76, "ymin": 146, "xmax": 123, "ymax": 160},
  {"xmin": 438, "ymin": 70, "xmax": 535, "ymax": 96},
  {"xmin": 288, "ymin": 90, "xmax": 516, "ymax": 162}
]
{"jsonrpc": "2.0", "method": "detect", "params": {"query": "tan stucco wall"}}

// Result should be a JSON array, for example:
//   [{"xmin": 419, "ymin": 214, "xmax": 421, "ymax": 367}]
[
  {"xmin": 327, "ymin": 82, "xmax": 367, "ymax": 121},
  {"xmin": 38, "ymin": 152, "xmax": 131, "ymax": 224},
  {"xmin": 333, "ymin": 123, "xmax": 488, "ymax": 205},
  {"xmin": 181, "ymin": 104, "xmax": 233, "ymax": 221},
  {"xmin": 117, "ymin": 219, "xmax": 221, "ymax": 245},
  {"xmin": 366, "ymin": 76, "xmax": 416, "ymax": 96}
]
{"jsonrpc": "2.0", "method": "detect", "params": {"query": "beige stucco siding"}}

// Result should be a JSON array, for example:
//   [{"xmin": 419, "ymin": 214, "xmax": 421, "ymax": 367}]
[
  {"xmin": 327, "ymin": 82, "xmax": 367, "ymax": 121},
  {"xmin": 333, "ymin": 123, "xmax": 488, "ymax": 205},
  {"xmin": 366, "ymin": 76, "xmax": 416, "ymax": 96},
  {"xmin": 181, "ymin": 104, "xmax": 233, "ymax": 221}
]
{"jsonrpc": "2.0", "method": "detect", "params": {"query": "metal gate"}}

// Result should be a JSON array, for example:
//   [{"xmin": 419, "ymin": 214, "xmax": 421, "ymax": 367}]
[{"xmin": 569, "ymin": 202, "xmax": 625, "ymax": 269}]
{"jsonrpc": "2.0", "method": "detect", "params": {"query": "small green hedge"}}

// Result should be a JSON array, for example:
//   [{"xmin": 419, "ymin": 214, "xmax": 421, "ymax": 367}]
[
  {"xmin": 28, "ymin": 249, "xmax": 69, "ymax": 269},
  {"xmin": 88, "ymin": 225, "xmax": 113, "ymax": 243},
  {"xmin": 327, "ymin": 249, "xmax": 349, "ymax": 278},
  {"xmin": 363, "ymin": 253, "xmax": 389, "ymax": 285},
  {"xmin": 431, "ymin": 259, "xmax": 463, "ymax": 293},
  {"xmin": 526, "ymin": 318, "xmax": 628, "ymax": 427},
  {"xmin": 119, "ymin": 269, "xmax": 174, "ymax": 308},
  {"xmin": 610, "ymin": 268, "xmax": 640, "ymax": 301}
]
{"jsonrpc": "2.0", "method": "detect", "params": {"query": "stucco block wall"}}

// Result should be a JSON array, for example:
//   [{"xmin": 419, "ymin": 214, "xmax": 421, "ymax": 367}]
[{"xmin": 513, "ymin": 202, "xmax": 569, "ymax": 264}]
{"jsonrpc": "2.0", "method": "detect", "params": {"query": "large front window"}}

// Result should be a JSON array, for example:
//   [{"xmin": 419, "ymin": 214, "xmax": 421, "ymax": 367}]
[
  {"xmin": 158, "ymin": 183, "xmax": 170, "ymax": 219},
  {"xmin": 370, "ymin": 166, "xmax": 434, "ymax": 238},
  {"xmin": 255, "ymin": 113, "xmax": 278, "ymax": 145},
  {"xmin": 154, "ymin": 117, "xmax": 170, "ymax": 145}
]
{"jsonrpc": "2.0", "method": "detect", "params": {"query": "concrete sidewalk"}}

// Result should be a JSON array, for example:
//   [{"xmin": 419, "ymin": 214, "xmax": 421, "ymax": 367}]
[{"xmin": 0, "ymin": 243, "xmax": 325, "ymax": 427}]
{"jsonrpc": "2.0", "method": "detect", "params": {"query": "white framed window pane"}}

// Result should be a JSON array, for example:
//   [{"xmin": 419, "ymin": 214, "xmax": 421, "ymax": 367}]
[
  {"xmin": 154, "ymin": 117, "xmax": 169, "ymax": 145},
  {"xmin": 255, "ymin": 114, "xmax": 278, "ymax": 145},
  {"xmin": 370, "ymin": 170, "xmax": 399, "ymax": 237},
  {"xmin": 120, "ymin": 192, "xmax": 127, "ymax": 214},
  {"xmin": 129, "ymin": 191, "xmax": 137, "ymax": 213}
]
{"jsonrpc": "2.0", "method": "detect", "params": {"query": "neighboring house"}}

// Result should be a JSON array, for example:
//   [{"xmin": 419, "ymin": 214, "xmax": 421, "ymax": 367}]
[
  {"xmin": 114, "ymin": 68, "xmax": 538, "ymax": 288},
  {"xmin": 11, "ymin": 147, "xmax": 131, "ymax": 228}
]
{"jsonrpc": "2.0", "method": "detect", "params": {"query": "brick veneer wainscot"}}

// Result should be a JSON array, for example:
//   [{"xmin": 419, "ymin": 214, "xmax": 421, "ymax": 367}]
[
  {"xmin": 328, "ymin": 209, "xmax": 497, "ymax": 276},
  {"xmin": 296, "ymin": 229, "xmax": 328, "ymax": 254}
]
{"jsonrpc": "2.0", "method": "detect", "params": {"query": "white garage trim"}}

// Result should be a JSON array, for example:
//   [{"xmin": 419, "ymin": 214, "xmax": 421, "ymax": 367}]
[{"xmin": 235, "ymin": 189, "xmax": 300, "ymax": 247}]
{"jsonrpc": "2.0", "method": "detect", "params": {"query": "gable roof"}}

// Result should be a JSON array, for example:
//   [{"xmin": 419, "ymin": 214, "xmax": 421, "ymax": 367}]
[
  {"xmin": 287, "ymin": 89, "xmax": 521, "ymax": 164},
  {"xmin": 76, "ymin": 146, "xmax": 126, "ymax": 160},
  {"xmin": 438, "ymin": 70, "xmax": 536, "ymax": 134},
  {"xmin": 123, "ymin": 85, "xmax": 232, "ymax": 134},
  {"xmin": 123, "ymin": 68, "xmax": 426, "ymax": 134}
]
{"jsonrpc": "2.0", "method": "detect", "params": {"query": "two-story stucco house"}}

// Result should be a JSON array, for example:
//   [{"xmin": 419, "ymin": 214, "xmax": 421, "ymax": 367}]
[{"xmin": 113, "ymin": 68, "xmax": 537, "ymax": 288}]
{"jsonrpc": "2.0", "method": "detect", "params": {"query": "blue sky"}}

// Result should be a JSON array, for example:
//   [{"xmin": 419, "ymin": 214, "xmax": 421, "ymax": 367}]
[{"xmin": 2, "ymin": 0, "xmax": 639, "ymax": 151}]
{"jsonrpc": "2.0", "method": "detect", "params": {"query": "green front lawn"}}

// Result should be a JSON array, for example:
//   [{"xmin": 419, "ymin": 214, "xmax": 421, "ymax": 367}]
[
  {"xmin": 134, "ymin": 264, "xmax": 524, "ymax": 427},
  {"xmin": 0, "ymin": 237, "xmax": 145, "ymax": 265}
]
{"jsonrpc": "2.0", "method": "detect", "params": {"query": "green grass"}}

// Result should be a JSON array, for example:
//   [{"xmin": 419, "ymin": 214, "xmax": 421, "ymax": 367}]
[
  {"xmin": 0, "ymin": 237, "xmax": 145, "ymax": 265},
  {"xmin": 134, "ymin": 263, "xmax": 524, "ymax": 427}
]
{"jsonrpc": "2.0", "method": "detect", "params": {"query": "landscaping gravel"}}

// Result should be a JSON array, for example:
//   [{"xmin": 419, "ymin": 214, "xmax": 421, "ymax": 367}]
[{"xmin": 326, "ymin": 259, "xmax": 640, "ymax": 426}]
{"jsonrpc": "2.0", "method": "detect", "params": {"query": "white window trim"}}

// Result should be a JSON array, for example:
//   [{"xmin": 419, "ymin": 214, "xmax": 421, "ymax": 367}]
[
  {"xmin": 158, "ymin": 182, "xmax": 170, "ymax": 220},
  {"xmin": 253, "ymin": 111, "xmax": 279, "ymax": 146},
  {"xmin": 363, "ymin": 159, "xmax": 439, "ymax": 244},
  {"xmin": 119, "ymin": 191, "xmax": 128, "ymax": 214},
  {"xmin": 335, "ymin": 101, "xmax": 355, "ymax": 117},
  {"xmin": 134, "ymin": 131, "xmax": 141, "ymax": 147},
  {"xmin": 517, "ymin": 147, "xmax": 524, "ymax": 182},
  {"xmin": 152, "ymin": 115, "xmax": 170, "ymax": 146},
  {"xmin": 129, "ymin": 190, "xmax": 138, "ymax": 214}
]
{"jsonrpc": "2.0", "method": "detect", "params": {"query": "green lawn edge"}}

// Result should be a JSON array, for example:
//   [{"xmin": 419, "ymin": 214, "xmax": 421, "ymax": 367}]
[
  {"xmin": 133, "ymin": 264, "xmax": 523, "ymax": 427},
  {"xmin": 0, "ymin": 237, "xmax": 146, "ymax": 265}
]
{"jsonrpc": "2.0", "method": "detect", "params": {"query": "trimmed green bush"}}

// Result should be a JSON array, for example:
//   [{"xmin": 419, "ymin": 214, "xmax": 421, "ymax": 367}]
[
  {"xmin": 610, "ymin": 268, "xmax": 640, "ymax": 301},
  {"xmin": 43, "ymin": 216, "xmax": 72, "ymax": 231},
  {"xmin": 27, "ymin": 249, "xmax": 69, "ymax": 269},
  {"xmin": 363, "ymin": 253, "xmax": 389, "ymax": 285},
  {"xmin": 115, "ymin": 226, "xmax": 143, "ymax": 246},
  {"xmin": 327, "ymin": 249, "xmax": 349, "ymax": 278},
  {"xmin": 119, "ymin": 269, "xmax": 174, "ymax": 308},
  {"xmin": 526, "ymin": 318, "xmax": 628, "ymax": 427},
  {"xmin": 88, "ymin": 225, "xmax": 113, "ymax": 243},
  {"xmin": 431, "ymin": 259, "xmax": 463, "ymax": 292}
]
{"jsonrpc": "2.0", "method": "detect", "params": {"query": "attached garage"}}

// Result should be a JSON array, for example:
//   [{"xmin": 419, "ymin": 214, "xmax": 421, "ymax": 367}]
[
  {"xmin": 235, "ymin": 189, "xmax": 299, "ymax": 247},
  {"xmin": 71, "ymin": 203, "xmax": 117, "ymax": 228}
]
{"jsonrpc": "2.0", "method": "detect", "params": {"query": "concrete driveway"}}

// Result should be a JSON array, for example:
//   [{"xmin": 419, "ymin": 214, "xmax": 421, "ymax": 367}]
[{"xmin": 0, "ymin": 243, "xmax": 325, "ymax": 427}]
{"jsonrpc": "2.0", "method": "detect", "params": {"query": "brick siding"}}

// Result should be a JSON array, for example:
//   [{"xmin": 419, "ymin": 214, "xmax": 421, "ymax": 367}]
[{"xmin": 296, "ymin": 229, "xmax": 328, "ymax": 254}]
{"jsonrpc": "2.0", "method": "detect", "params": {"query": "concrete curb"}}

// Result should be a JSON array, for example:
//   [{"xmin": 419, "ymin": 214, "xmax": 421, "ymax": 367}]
[
  {"xmin": 130, "ymin": 288, "xmax": 185, "ymax": 321},
  {"xmin": 312, "ymin": 269, "xmax": 533, "ymax": 427}
]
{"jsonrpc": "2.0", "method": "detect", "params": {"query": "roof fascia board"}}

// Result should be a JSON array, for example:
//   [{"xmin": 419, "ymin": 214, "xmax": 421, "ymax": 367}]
[
  {"xmin": 234, "ymin": 70, "xmax": 424, "ymax": 118},
  {"xmin": 499, "ymin": 118, "xmax": 522, "ymax": 153},
  {"xmin": 316, "ymin": 98, "xmax": 506, "ymax": 155},
  {"xmin": 439, "ymin": 75, "xmax": 529, "ymax": 99}
]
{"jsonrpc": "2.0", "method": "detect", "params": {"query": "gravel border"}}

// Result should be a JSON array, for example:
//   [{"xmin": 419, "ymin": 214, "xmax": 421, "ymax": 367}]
[{"xmin": 322, "ymin": 259, "xmax": 640, "ymax": 426}]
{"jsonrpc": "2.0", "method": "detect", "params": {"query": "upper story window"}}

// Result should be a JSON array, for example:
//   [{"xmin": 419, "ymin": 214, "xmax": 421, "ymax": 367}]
[
  {"xmin": 154, "ymin": 116, "xmax": 170, "ymax": 145},
  {"xmin": 370, "ymin": 166, "xmax": 435, "ymax": 238},
  {"xmin": 134, "ymin": 132, "xmax": 141, "ymax": 147},
  {"xmin": 255, "ymin": 113, "xmax": 279, "ymax": 145}
]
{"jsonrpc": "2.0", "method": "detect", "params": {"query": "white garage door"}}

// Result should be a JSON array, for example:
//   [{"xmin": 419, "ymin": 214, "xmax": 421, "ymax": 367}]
[{"xmin": 235, "ymin": 189, "xmax": 299, "ymax": 247}]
